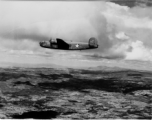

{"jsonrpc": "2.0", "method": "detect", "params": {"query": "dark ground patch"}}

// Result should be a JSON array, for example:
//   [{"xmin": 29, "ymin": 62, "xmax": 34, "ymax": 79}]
[
  {"xmin": 12, "ymin": 110, "xmax": 58, "ymax": 119},
  {"xmin": 0, "ymin": 67, "xmax": 151, "ymax": 119}
]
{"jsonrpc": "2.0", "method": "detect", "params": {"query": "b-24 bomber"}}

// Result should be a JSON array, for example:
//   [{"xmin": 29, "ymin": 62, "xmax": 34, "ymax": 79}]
[{"xmin": 39, "ymin": 37, "xmax": 98, "ymax": 50}]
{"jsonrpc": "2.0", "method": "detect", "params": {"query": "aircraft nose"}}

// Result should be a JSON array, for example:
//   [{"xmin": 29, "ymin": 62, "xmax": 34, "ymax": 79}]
[{"xmin": 39, "ymin": 42, "xmax": 43, "ymax": 46}]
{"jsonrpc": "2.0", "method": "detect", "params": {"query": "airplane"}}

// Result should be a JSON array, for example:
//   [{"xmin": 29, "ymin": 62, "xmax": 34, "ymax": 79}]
[{"xmin": 39, "ymin": 37, "xmax": 98, "ymax": 50}]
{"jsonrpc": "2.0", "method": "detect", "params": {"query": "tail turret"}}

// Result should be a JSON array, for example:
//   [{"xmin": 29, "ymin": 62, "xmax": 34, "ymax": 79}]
[{"xmin": 89, "ymin": 37, "xmax": 98, "ymax": 48}]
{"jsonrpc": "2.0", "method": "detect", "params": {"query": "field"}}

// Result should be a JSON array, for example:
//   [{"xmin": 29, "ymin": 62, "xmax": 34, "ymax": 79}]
[{"xmin": 0, "ymin": 66, "xmax": 151, "ymax": 119}]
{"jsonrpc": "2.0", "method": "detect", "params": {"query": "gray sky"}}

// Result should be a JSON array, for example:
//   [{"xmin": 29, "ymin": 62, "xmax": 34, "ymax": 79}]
[{"xmin": 0, "ymin": 1, "xmax": 152, "ymax": 69}]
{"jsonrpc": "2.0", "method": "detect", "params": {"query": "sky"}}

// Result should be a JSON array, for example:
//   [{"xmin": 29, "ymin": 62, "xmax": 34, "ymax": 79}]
[{"xmin": 1, "ymin": 1, "xmax": 152, "ymax": 70}]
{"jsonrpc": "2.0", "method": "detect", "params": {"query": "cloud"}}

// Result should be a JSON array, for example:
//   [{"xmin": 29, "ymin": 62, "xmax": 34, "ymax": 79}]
[{"xmin": 0, "ymin": 1, "xmax": 152, "ymax": 63}]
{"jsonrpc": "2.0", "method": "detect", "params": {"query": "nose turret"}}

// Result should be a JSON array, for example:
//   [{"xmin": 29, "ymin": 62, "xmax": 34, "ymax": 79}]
[
  {"xmin": 39, "ymin": 41, "xmax": 46, "ymax": 47},
  {"xmin": 39, "ymin": 42, "xmax": 43, "ymax": 47}
]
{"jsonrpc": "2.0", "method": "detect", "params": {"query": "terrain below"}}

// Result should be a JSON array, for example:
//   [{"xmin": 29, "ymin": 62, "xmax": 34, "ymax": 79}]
[{"xmin": 0, "ymin": 66, "xmax": 151, "ymax": 119}]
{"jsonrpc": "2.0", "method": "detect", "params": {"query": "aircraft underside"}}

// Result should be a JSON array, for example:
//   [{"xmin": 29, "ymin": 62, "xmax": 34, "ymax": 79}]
[{"xmin": 48, "ymin": 44, "xmax": 90, "ymax": 50}]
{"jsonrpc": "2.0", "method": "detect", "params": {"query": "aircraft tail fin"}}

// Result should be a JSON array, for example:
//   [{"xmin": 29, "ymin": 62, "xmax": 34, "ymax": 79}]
[{"xmin": 89, "ymin": 37, "xmax": 98, "ymax": 48}]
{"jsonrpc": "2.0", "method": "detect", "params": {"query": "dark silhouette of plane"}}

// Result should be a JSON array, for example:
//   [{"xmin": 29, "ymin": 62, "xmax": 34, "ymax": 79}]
[{"xmin": 39, "ymin": 37, "xmax": 98, "ymax": 50}]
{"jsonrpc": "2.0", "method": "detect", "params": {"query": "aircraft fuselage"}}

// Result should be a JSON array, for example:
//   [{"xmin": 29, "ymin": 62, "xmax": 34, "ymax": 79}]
[{"xmin": 40, "ymin": 38, "xmax": 98, "ymax": 50}]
